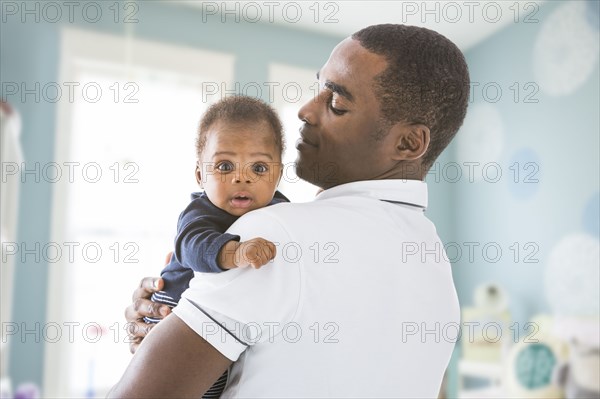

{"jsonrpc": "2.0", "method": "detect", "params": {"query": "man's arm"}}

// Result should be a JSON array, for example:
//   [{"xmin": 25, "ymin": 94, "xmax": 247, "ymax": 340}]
[
  {"xmin": 116, "ymin": 207, "xmax": 300, "ymax": 396},
  {"xmin": 108, "ymin": 313, "xmax": 232, "ymax": 398}
]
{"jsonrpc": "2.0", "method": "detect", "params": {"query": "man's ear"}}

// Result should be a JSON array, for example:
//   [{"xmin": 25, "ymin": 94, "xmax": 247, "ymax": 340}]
[
  {"xmin": 389, "ymin": 123, "xmax": 430, "ymax": 161},
  {"xmin": 195, "ymin": 164, "xmax": 203, "ymax": 188}
]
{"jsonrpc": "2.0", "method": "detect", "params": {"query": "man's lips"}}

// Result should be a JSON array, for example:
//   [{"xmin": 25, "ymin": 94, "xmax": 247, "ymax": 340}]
[{"xmin": 297, "ymin": 129, "xmax": 318, "ymax": 149}]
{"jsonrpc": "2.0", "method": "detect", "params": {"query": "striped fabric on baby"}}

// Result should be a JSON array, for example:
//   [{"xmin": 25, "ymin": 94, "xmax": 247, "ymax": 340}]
[{"xmin": 203, "ymin": 370, "xmax": 228, "ymax": 399}]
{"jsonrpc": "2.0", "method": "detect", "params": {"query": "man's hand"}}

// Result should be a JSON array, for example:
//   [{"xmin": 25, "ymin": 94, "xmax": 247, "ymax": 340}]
[{"xmin": 124, "ymin": 254, "xmax": 173, "ymax": 353}]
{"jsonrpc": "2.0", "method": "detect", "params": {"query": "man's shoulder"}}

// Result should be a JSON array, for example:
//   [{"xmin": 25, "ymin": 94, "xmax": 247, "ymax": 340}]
[
  {"xmin": 237, "ymin": 200, "xmax": 326, "ymax": 225},
  {"xmin": 229, "ymin": 202, "xmax": 306, "ymax": 233}
]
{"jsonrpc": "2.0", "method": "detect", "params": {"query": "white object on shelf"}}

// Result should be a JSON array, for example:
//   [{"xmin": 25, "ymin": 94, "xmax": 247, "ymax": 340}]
[
  {"xmin": 474, "ymin": 283, "xmax": 509, "ymax": 313},
  {"xmin": 552, "ymin": 315, "xmax": 600, "ymax": 348}
]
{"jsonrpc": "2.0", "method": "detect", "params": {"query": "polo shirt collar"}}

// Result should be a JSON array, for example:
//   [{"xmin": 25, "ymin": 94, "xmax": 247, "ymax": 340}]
[{"xmin": 315, "ymin": 179, "xmax": 428, "ymax": 210}]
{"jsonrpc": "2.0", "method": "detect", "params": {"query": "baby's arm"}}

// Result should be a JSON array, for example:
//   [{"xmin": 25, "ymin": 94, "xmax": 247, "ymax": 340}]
[
  {"xmin": 218, "ymin": 238, "xmax": 276, "ymax": 269},
  {"xmin": 176, "ymin": 195, "xmax": 275, "ymax": 272}
]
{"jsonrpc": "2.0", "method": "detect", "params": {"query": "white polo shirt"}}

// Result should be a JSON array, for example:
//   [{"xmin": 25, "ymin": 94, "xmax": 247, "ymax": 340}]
[{"xmin": 174, "ymin": 179, "xmax": 460, "ymax": 398}]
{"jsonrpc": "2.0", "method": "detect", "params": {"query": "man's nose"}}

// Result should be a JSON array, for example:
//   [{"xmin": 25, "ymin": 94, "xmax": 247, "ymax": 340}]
[{"xmin": 298, "ymin": 91, "xmax": 324, "ymax": 125}]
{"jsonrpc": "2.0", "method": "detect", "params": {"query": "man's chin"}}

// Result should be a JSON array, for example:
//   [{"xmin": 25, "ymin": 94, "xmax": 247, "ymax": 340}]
[
  {"xmin": 294, "ymin": 161, "xmax": 315, "ymax": 186},
  {"xmin": 298, "ymin": 167, "xmax": 336, "ymax": 190}
]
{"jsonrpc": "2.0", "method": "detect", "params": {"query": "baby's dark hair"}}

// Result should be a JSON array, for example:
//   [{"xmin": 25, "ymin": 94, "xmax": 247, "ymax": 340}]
[{"xmin": 196, "ymin": 96, "xmax": 285, "ymax": 159}]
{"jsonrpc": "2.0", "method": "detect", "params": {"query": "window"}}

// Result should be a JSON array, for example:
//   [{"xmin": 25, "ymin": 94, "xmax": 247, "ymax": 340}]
[{"xmin": 45, "ymin": 28, "xmax": 234, "ymax": 398}]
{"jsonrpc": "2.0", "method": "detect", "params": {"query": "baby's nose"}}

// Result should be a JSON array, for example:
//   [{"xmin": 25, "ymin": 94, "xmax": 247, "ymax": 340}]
[{"xmin": 233, "ymin": 169, "xmax": 252, "ymax": 183}]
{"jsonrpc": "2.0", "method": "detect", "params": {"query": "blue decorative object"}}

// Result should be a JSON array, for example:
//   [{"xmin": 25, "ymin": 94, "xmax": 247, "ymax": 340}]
[{"xmin": 515, "ymin": 343, "xmax": 557, "ymax": 389}]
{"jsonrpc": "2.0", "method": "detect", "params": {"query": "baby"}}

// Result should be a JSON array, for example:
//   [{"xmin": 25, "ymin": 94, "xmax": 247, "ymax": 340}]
[{"xmin": 146, "ymin": 96, "xmax": 288, "ymax": 398}]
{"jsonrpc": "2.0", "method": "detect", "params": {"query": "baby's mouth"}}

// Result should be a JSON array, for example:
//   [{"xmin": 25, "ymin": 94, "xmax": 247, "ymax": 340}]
[{"xmin": 231, "ymin": 193, "xmax": 253, "ymax": 208}]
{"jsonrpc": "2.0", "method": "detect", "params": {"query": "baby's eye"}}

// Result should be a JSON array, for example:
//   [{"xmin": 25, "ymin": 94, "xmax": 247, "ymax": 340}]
[
  {"xmin": 252, "ymin": 163, "xmax": 269, "ymax": 174},
  {"xmin": 216, "ymin": 161, "xmax": 234, "ymax": 172}
]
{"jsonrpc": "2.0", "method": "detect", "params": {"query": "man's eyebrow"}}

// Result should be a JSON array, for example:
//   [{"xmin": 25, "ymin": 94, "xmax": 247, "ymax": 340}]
[{"xmin": 316, "ymin": 71, "xmax": 355, "ymax": 103}]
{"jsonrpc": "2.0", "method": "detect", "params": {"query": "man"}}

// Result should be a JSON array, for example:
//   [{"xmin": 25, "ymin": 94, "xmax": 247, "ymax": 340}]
[{"xmin": 110, "ymin": 24, "xmax": 470, "ymax": 398}]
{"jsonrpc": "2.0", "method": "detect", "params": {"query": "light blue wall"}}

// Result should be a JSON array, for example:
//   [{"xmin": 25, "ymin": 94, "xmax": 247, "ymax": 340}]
[
  {"xmin": 453, "ymin": 0, "xmax": 599, "ymax": 324},
  {"xmin": 444, "ymin": 3, "xmax": 598, "ymax": 396}
]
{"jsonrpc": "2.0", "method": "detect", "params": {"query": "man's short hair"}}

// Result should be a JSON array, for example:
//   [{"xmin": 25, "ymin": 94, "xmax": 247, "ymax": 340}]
[
  {"xmin": 352, "ymin": 24, "xmax": 470, "ymax": 171},
  {"xmin": 196, "ymin": 96, "xmax": 285, "ymax": 159}
]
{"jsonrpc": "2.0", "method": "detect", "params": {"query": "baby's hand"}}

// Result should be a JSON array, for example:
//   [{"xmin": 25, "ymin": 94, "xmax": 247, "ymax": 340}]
[{"xmin": 235, "ymin": 237, "xmax": 276, "ymax": 269}]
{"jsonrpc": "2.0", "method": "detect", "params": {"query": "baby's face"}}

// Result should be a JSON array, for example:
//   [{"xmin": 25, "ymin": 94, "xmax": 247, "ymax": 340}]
[{"xmin": 196, "ymin": 120, "xmax": 283, "ymax": 217}]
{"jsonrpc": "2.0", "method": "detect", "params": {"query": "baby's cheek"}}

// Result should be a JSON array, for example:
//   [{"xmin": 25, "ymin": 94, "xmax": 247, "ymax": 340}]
[{"xmin": 256, "ymin": 193, "xmax": 275, "ymax": 208}]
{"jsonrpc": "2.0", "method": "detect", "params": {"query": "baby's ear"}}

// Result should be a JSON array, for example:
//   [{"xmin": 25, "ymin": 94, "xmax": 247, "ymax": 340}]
[
  {"xmin": 195, "ymin": 164, "xmax": 203, "ymax": 187},
  {"xmin": 276, "ymin": 163, "xmax": 284, "ymax": 186}
]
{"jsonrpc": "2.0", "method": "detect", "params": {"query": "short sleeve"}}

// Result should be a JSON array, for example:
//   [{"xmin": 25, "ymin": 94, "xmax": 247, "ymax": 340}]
[{"xmin": 173, "ymin": 205, "xmax": 302, "ymax": 361}]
